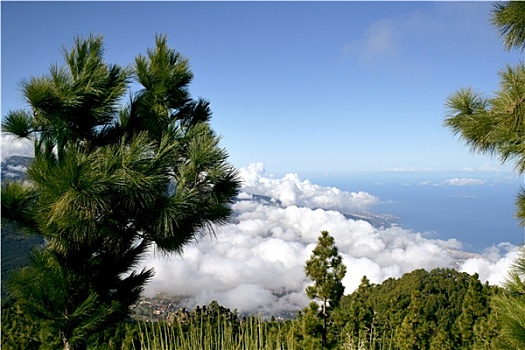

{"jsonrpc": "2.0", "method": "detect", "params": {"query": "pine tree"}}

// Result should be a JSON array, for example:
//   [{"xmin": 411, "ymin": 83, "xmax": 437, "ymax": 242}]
[
  {"xmin": 444, "ymin": 1, "xmax": 525, "ymax": 202},
  {"xmin": 1, "ymin": 34, "xmax": 239, "ymax": 349},
  {"xmin": 456, "ymin": 274, "xmax": 488, "ymax": 349},
  {"xmin": 394, "ymin": 290, "xmax": 433, "ymax": 350},
  {"xmin": 444, "ymin": 3, "xmax": 525, "ymax": 348},
  {"xmin": 492, "ymin": 247, "xmax": 525, "ymax": 349},
  {"xmin": 491, "ymin": 1, "xmax": 525, "ymax": 52},
  {"xmin": 304, "ymin": 230, "xmax": 347, "ymax": 349},
  {"xmin": 341, "ymin": 276, "xmax": 375, "ymax": 349},
  {"xmin": 429, "ymin": 326, "xmax": 455, "ymax": 350},
  {"xmin": 472, "ymin": 309, "xmax": 500, "ymax": 350},
  {"xmin": 298, "ymin": 302, "xmax": 325, "ymax": 350}
]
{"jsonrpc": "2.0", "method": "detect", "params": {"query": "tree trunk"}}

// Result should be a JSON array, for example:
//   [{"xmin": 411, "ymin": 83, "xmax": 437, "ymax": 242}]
[
  {"xmin": 62, "ymin": 332, "xmax": 70, "ymax": 350},
  {"xmin": 322, "ymin": 298, "xmax": 327, "ymax": 349}
]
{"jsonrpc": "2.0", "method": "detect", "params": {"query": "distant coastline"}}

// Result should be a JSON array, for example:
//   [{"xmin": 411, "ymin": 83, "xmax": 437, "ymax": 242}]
[{"xmin": 311, "ymin": 172, "xmax": 524, "ymax": 252}]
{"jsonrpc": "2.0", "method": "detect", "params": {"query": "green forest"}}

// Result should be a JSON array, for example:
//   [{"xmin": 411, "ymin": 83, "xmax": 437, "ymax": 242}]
[
  {"xmin": 2, "ymin": 1, "xmax": 525, "ymax": 349},
  {"xmin": 0, "ymin": 264, "xmax": 506, "ymax": 349},
  {"xmin": 0, "ymin": 227, "xmax": 510, "ymax": 349}
]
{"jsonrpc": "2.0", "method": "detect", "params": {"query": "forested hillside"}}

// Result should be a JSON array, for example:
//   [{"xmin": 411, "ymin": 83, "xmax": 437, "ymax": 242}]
[
  {"xmin": 0, "ymin": 155, "xmax": 503, "ymax": 349},
  {"xmin": 335, "ymin": 269, "xmax": 499, "ymax": 349},
  {"xmin": 1, "ymin": 267, "xmax": 501, "ymax": 349}
]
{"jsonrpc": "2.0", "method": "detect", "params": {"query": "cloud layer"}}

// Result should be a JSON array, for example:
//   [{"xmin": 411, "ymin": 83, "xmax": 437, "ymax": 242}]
[
  {"xmin": 141, "ymin": 163, "xmax": 520, "ymax": 317},
  {"xmin": 1, "ymin": 134, "xmax": 33, "ymax": 161},
  {"xmin": 0, "ymin": 137, "xmax": 519, "ymax": 316}
]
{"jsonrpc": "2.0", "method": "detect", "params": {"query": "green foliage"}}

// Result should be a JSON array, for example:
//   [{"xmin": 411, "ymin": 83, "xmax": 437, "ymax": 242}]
[
  {"xmin": 305, "ymin": 231, "xmax": 347, "ymax": 310},
  {"xmin": 299, "ymin": 238, "xmax": 500, "ymax": 349},
  {"xmin": 1, "ymin": 303, "xmax": 60, "ymax": 349},
  {"xmin": 444, "ymin": 63, "xmax": 525, "ymax": 173},
  {"xmin": 456, "ymin": 273, "xmax": 490, "ymax": 348},
  {"xmin": 2, "ymin": 34, "xmax": 239, "ymax": 349},
  {"xmin": 297, "ymin": 303, "xmax": 325, "ymax": 350},
  {"xmin": 492, "ymin": 1, "xmax": 525, "ymax": 52},
  {"xmin": 335, "ymin": 276, "xmax": 375, "ymax": 349},
  {"xmin": 444, "ymin": 2, "xmax": 525, "ymax": 175},
  {"xmin": 335, "ymin": 268, "xmax": 499, "ymax": 350},
  {"xmin": 304, "ymin": 230, "xmax": 347, "ymax": 349},
  {"xmin": 7, "ymin": 248, "xmax": 124, "ymax": 349},
  {"xmin": 444, "ymin": 4, "xmax": 525, "ymax": 348},
  {"xmin": 2, "ymin": 269, "xmax": 501, "ymax": 349},
  {"xmin": 1, "ymin": 180, "xmax": 38, "ymax": 229},
  {"xmin": 492, "ymin": 247, "xmax": 525, "ymax": 349},
  {"xmin": 395, "ymin": 290, "xmax": 433, "ymax": 350},
  {"xmin": 102, "ymin": 301, "xmax": 296, "ymax": 350}
]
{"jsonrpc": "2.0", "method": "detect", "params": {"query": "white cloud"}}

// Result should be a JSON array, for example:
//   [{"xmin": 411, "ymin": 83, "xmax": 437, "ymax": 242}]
[
  {"xmin": 1, "ymin": 133, "xmax": 33, "ymax": 161},
  {"xmin": 239, "ymin": 162, "xmax": 380, "ymax": 212},
  {"xmin": 3, "ymin": 172, "xmax": 21, "ymax": 178},
  {"xmin": 6, "ymin": 164, "xmax": 27, "ymax": 172},
  {"xmin": 139, "ymin": 163, "xmax": 519, "ymax": 317},
  {"xmin": 389, "ymin": 166, "xmax": 433, "ymax": 172},
  {"xmin": 459, "ymin": 243, "xmax": 520, "ymax": 285},
  {"xmin": 442, "ymin": 178, "xmax": 485, "ymax": 186},
  {"xmin": 343, "ymin": 18, "xmax": 400, "ymax": 63},
  {"xmin": 417, "ymin": 178, "xmax": 486, "ymax": 186},
  {"xmin": 462, "ymin": 164, "xmax": 511, "ymax": 173}
]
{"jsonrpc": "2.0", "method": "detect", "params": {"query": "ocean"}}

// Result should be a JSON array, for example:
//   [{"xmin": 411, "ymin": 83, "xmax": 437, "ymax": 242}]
[{"xmin": 310, "ymin": 171, "xmax": 525, "ymax": 253}]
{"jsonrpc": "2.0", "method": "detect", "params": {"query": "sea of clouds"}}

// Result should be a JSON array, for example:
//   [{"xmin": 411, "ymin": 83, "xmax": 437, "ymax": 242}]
[
  {"xmin": 141, "ymin": 162, "xmax": 520, "ymax": 317},
  {"xmin": 1, "ymin": 134, "xmax": 520, "ymax": 317}
]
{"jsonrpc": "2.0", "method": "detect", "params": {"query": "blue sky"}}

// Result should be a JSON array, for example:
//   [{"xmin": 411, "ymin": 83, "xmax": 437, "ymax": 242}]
[{"xmin": 2, "ymin": 1, "xmax": 523, "ymax": 176}]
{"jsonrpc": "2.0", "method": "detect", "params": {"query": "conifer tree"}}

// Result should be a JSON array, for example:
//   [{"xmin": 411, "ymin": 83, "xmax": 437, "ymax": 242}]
[
  {"xmin": 341, "ymin": 276, "xmax": 374, "ymax": 349},
  {"xmin": 456, "ymin": 274, "xmax": 488, "ymax": 349},
  {"xmin": 444, "ymin": 2, "xmax": 525, "ymax": 348},
  {"xmin": 394, "ymin": 290, "xmax": 433, "ymax": 350},
  {"xmin": 304, "ymin": 230, "xmax": 347, "ymax": 349},
  {"xmin": 472, "ymin": 308, "xmax": 500, "ymax": 350},
  {"xmin": 297, "ymin": 302, "xmax": 325, "ymax": 349},
  {"xmin": 444, "ymin": 1, "xmax": 525, "ymax": 207},
  {"xmin": 491, "ymin": 1, "xmax": 525, "ymax": 52},
  {"xmin": 492, "ymin": 247, "xmax": 525, "ymax": 349},
  {"xmin": 429, "ymin": 326, "xmax": 455, "ymax": 350},
  {"xmin": 1, "ymin": 34, "xmax": 239, "ymax": 350}
]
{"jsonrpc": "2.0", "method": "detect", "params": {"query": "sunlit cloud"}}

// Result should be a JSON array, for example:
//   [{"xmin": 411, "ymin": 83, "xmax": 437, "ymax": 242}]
[
  {"xmin": 1, "ymin": 133, "xmax": 33, "ymax": 161},
  {"xmin": 1, "ymin": 143, "xmax": 518, "ymax": 317},
  {"xmin": 418, "ymin": 178, "xmax": 494, "ymax": 186},
  {"xmin": 441, "ymin": 178, "xmax": 485, "ymax": 186},
  {"xmin": 239, "ymin": 162, "xmax": 380, "ymax": 212},
  {"xmin": 140, "ymin": 163, "xmax": 519, "ymax": 317},
  {"xmin": 389, "ymin": 166, "xmax": 433, "ymax": 172},
  {"xmin": 459, "ymin": 243, "xmax": 520, "ymax": 285},
  {"xmin": 461, "ymin": 164, "xmax": 506, "ymax": 172}
]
